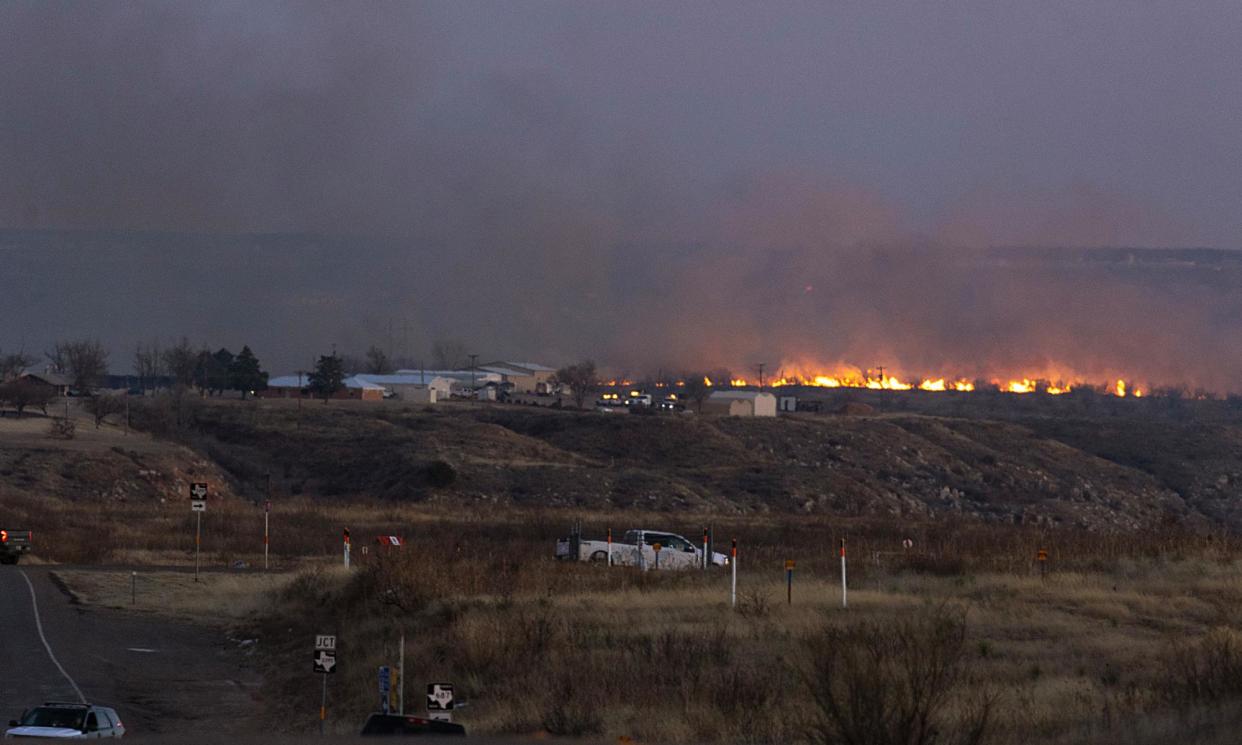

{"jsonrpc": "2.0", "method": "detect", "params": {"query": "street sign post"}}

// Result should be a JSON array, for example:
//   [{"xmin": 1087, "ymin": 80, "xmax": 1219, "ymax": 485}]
[
  {"xmin": 314, "ymin": 635, "xmax": 337, "ymax": 735},
  {"xmin": 785, "ymin": 559, "xmax": 795, "ymax": 605},
  {"xmin": 378, "ymin": 666, "xmax": 391, "ymax": 714},
  {"xmin": 427, "ymin": 683, "xmax": 454, "ymax": 722},
  {"xmin": 190, "ymin": 483, "xmax": 208, "ymax": 581}
]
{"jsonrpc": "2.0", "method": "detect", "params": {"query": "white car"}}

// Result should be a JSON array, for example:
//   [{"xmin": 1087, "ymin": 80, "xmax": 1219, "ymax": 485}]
[{"xmin": 5, "ymin": 703, "xmax": 126, "ymax": 739}]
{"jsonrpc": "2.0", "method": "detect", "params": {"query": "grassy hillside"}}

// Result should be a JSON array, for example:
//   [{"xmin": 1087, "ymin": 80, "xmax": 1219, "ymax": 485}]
[{"xmin": 125, "ymin": 397, "xmax": 1242, "ymax": 532}]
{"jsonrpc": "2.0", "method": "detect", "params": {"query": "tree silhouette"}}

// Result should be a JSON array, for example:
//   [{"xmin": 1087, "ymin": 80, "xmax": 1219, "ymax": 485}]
[{"xmin": 308, "ymin": 354, "xmax": 346, "ymax": 401}]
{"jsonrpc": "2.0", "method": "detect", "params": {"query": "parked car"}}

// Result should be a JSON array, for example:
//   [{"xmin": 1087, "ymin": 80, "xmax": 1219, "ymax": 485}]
[
  {"xmin": 359, "ymin": 713, "xmax": 465, "ymax": 737},
  {"xmin": 556, "ymin": 528, "xmax": 728, "ymax": 570},
  {"xmin": 0, "ymin": 529, "xmax": 32, "ymax": 565},
  {"xmin": 5, "ymin": 702, "xmax": 126, "ymax": 739}
]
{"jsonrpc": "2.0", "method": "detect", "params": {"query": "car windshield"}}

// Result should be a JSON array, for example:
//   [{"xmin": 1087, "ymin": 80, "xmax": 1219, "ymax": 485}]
[{"xmin": 20, "ymin": 707, "xmax": 86, "ymax": 730}]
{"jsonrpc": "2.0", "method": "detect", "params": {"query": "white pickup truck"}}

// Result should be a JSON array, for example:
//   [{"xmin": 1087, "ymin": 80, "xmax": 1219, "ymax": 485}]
[{"xmin": 556, "ymin": 528, "xmax": 728, "ymax": 570}]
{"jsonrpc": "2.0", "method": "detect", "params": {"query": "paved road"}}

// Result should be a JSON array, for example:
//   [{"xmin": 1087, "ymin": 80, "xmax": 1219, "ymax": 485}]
[{"xmin": 0, "ymin": 566, "xmax": 260, "ymax": 736}]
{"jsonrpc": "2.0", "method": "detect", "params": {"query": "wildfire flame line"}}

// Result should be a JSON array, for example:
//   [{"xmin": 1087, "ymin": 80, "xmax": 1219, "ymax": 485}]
[{"xmin": 601, "ymin": 368, "xmax": 1147, "ymax": 398}]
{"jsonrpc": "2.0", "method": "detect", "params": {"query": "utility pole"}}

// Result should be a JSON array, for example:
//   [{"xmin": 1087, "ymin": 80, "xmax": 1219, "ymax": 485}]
[
  {"xmin": 468, "ymin": 354, "xmax": 478, "ymax": 392},
  {"xmin": 876, "ymin": 365, "xmax": 886, "ymax": 383},
  {"xmin": 756, "ymin": 362, "xmax": 766, "ymax": 389}
]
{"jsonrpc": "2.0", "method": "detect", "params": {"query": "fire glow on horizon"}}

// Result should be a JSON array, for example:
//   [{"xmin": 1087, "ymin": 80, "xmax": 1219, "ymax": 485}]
[{"xmin": 604, "ymin": 364, "xmax": 1151, "ymax": 398}]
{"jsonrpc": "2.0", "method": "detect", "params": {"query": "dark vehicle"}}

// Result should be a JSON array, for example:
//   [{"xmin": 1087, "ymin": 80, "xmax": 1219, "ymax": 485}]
[
  {"xmin": 6, "ymin": 702, "xmax": 126, "ymax": 738},
  {"xmin": 359, "ymin": 713, "xmax": 465, "ymax": 737},
  {"xmin": 0, "ymin": 529, "xmax": 31, "ymax": 565}
]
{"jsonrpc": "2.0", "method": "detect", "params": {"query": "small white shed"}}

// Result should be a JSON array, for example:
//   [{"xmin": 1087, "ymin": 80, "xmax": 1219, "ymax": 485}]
[{"xmin": 702, "ymin": 390, "xmax": 778, "ymax": 417}]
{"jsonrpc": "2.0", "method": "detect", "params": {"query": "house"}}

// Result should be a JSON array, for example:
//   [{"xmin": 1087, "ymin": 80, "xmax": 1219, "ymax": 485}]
[
  {"xmin": 17, "ymin": 369, "xmax": 72, "ymax": 396},
  {"xmin": 701, "ymin": 390, "xmax": 777, "ymax": 417},
  {"xmin": 393, "ymin": 369, "xmax": 503, "ymax": 392},
  {"xmin": 353, "ymin": 374, "xmax": 454, "ymax": 403},
  {"xmin": 261, "ymin": 374, "xmax": 385, "ymax": 401},
  {"xmin": 479, "ymin": 361, "xmax": 557, "ymax": 394}
]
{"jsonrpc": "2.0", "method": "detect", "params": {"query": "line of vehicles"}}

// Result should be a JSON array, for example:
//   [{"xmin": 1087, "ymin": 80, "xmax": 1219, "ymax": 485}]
[{"xmin": 595, "ymin": 390, "xmax": 685, "ymax": 413}]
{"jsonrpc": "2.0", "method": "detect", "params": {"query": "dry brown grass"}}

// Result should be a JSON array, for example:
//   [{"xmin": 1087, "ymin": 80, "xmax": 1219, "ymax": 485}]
[
  {"xmin": 149, "ymin": 537, "xmax": 1239, "ymax": 742},
  {"xmin": 29, "ymin": 490, "xmax": 1242, "ymax": 742},
  {"xmin": 54, "ymin": 569, "xmax": 298, "ymax": 624}
]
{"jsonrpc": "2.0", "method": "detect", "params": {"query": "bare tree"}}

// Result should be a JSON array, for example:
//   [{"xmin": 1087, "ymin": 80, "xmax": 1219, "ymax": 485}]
[
  {"xmin": 681, "ymin": 373, "xmax": 712, "ymax": 413},
  {"xmin": 133, "ymin": 341, "xmax": 164, "ymax": 392},
  {"xmin": 162, "ymin": 337, "xmax": 198, "ymax": 388},
  {"xmin": 365, "ymin": 345, "xmax": 393, "ymax": 374},
  {"xmin": 0, "ymin": 382, "xmax": 55, "ymax": 417},
  {"xmin": 84, "ymin": 393, "xmax": 126, "ymax": 428},
  {"xmin": 48, "ymin": 339, "xmax": 108, "ymax": 392},
  {"xmin": 0, "ymin": 350, "xmax": 33, "ymax": 382},
  {"xmin": 552, "ymin": 360, "xmax": 598, "ymax": 409},
  {"xmin": 430, "ymin": 338, "xmax": 468, "ymax": 370}
]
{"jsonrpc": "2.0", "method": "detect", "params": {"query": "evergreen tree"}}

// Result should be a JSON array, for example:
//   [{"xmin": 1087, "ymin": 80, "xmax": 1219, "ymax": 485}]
[
  {"xmin": 230, "ymin": 346, "xmax": 268, "ymax": 399},
  {"xmin": 207, "ymin": 348, "xmax": 235, "ymax": 395},
  {"xmin": 308, "ymin": 354, "xmax": 346, "ymax": 400}
]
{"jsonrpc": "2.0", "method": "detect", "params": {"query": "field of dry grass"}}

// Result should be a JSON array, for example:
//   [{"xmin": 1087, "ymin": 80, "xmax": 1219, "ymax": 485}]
[
  {"xmin": 13, "ymin": 397, "xmax": 1242, "ymax": 742},
  {"xmin": 48, "ymin": 509, "xmax": 1242, "ymax": 744}
]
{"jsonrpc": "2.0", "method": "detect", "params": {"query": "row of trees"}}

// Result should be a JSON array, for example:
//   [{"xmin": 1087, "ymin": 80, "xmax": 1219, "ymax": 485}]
[
  {"xmin": 0, "ymin": 339, "xmax": 268, "ymax": 399},
  {"xmin": 133, "ymin": 340, "xmax": 268, "ymax": 398},
  {"xmin": 336, "ymin": 339, "xmax": 472, "ymax": 377}
]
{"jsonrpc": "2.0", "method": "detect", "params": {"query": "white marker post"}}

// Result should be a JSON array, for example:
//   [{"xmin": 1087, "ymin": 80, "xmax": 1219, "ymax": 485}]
[
  {"xmin": 190, "ymin": 483, "xmax": 208, "ymax": 582},
  {"xmin": 343, "ymin": 527, "xmax": 351, "ymax": 569},
  {"xmin": 264, "ymin": 500, "xmax": 271, "ymax": 571},
  {"xmin": 840, "ymin": 538, "xmax": 848, "ymax": 609},
  {"xmin": 730, "ymin": 538, "xmax": 738, "ymax": 609},
  {"xmin": 702, "ymin": 527, "xmax": 709, "ymax": 571}
]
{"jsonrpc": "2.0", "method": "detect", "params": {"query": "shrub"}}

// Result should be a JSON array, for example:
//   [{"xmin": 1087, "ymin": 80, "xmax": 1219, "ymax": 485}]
[
  {"xmin": 1156, "ymin": 628, "xmax": 1242, "ymax": 709},
  {"xmin": 48, "ymin": 416, "xmax": 76, "ymax": 440},
  {"xmin": 425, "ymin": 459, "xmax": 457, "ymax": 488},
  {"xmin": 803, "ymin": 605, "xmax": 995, "ymax": 745}
]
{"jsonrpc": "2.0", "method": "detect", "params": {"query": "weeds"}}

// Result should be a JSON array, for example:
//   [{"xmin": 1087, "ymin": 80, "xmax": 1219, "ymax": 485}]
[{"xmin": 803, "ymin": 605, "xmax": 995, "ymax": 745}]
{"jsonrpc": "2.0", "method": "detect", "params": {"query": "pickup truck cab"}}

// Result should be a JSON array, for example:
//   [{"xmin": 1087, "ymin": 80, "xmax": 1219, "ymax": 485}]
[
  {"xmin": 0, "ymin": 530, "xmax": 32, "ymax": 565},
  {"xmin": 556, "ymin": 528, "xmax": 728, "ymax": 570}
]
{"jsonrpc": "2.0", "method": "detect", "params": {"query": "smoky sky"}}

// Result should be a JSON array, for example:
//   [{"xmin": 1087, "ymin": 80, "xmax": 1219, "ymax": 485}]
[{"xmin": 2, "ymin": 1, "xmax": 1241, "ymax": 389}]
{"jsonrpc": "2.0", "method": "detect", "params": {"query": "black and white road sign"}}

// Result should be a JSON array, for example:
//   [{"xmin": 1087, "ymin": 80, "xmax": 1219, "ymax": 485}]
[
  {"xmin": 314, "ymin": 634, "xmax": 337, "ymax": 651},
  {"xmin": 190, "ymin": 482, "xmax": 208, "ymax": 511},
  {"xmin": 313, "ymin": 650, "xmax": 337, "ymax": 674},
  {"xmin": 427, "ymin": 683, "xmax": 454, "ymax": 711}
]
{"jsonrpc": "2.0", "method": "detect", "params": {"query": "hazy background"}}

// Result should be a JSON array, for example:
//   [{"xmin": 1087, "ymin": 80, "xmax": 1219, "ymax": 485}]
[{"xmin": 1, "ymin": 2, "xmax": 1240, "ymax": 388}]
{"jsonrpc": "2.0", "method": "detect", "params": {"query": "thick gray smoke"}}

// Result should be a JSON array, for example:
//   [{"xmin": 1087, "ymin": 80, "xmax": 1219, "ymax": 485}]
[{"xmin": 1, "ymin": 2, "xmax": 1240, "ymax": 390}]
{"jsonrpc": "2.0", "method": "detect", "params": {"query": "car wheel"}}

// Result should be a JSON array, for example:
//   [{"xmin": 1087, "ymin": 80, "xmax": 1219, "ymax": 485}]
[{"xmin": 589, "ymin": 550, "xmax": 608, "ymax": 563}]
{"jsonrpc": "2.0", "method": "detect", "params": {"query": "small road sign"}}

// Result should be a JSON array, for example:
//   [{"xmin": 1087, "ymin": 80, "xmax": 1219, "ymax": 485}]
[
  {"xmin": 313, "ymin": 650, "xmax": 337, "ymax": 674},
  {"xmin": 427, "ymin": 683, "xmax": 454, "ymax": 711},
  {"xmin": 190, "ymin": 482, "xmax": 208, "ymax": 512},
  {"xmin": 379, "ymin": 666, "xmax": 391, "ymax": 714},
  {"xmin": 315, "ymin": 634, "xmax": 337, "ymax": 651}
]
